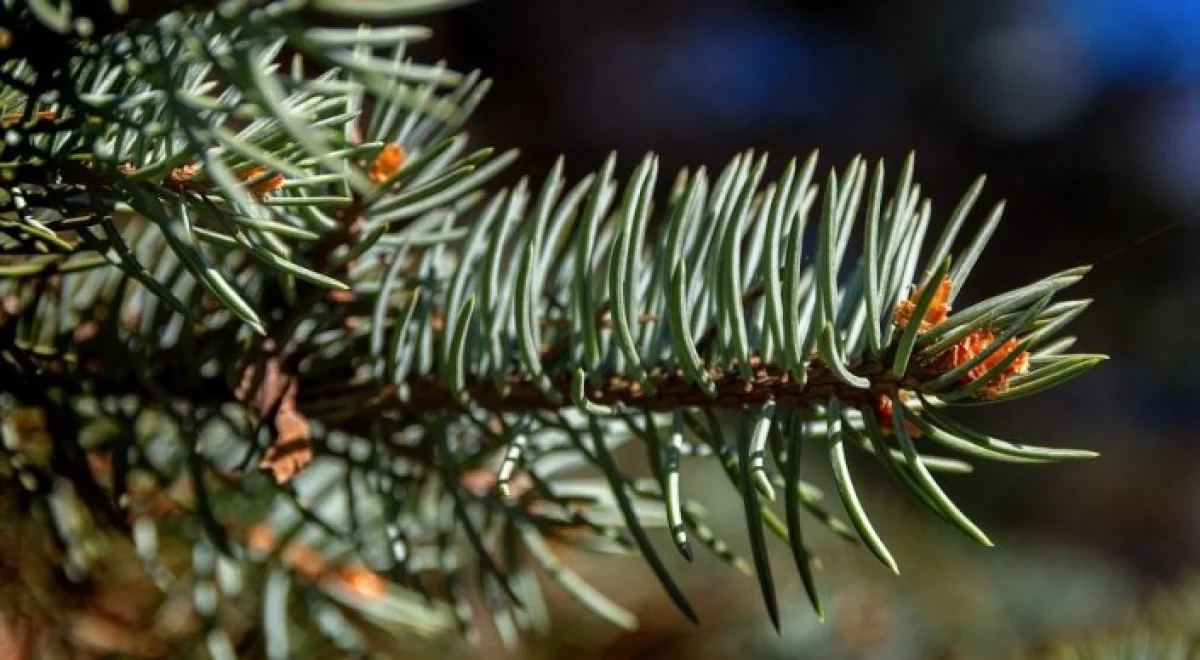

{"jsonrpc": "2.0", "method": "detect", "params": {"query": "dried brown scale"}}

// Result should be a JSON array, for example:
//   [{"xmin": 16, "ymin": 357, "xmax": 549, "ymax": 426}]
[{"xmin": 234, "ymin": 342, "xmax": 313, "ymax": 484}]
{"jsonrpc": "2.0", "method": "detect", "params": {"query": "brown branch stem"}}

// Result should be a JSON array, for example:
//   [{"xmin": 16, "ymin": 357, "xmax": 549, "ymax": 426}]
[{"xmin": 311, "ymin": 355, "xmax": 936, "ymax": 424}]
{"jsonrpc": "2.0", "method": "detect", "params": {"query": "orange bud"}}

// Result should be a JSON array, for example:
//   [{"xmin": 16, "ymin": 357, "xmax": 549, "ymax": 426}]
[
  {"xmin": 1, "ymin": 110, "xmax": 58, "ymax": 126},
  {"xmin": 872, "ymin": 393, "xmax": 922, "ymax": 437},
  {"xmin": 368, "ymin": 142, "xmax": 405, "ymax": 184},
  {"xmin": 238, "ymin": 166, "xmax": 284, "ymax": 200},
  {"xmin": 939, "ymin": 328, "xmax": 1030, "ymax": 398},
  {"xmin": 167, "ymin": 162, "xmax": 200, "ymax": 185},
  {"xmin": 337, "ymin": 565, "xmax": 387, "ymax": 600},
  {"xmin": 893, "ymin": 275, "xmax": 953, "ymax": 333},
  {"xmin": 246, "ymin": 524, "xmax": 277, "ymax": 554}
]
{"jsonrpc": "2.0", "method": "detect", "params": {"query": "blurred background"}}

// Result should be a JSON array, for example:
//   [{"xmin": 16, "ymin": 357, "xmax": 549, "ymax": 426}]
[{"xmin": 424, "ymin": 0, "xmax": 1197, "ymax": 657}]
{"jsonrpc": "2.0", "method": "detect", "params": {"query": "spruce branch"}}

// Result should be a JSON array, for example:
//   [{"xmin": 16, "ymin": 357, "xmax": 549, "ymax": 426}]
[{"xmin": 0, "ymin": 0, "xmax": 1110, "ymax": 655}]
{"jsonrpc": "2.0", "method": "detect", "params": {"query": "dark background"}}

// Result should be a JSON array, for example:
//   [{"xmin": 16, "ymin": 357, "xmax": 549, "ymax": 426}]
[{"xmin": 408, "ymin": 1, "xmax": 1200, "ymax": 656}]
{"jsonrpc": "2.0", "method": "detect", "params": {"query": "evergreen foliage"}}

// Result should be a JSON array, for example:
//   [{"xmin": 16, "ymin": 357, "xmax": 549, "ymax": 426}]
[
  {"xmin": 1042, "ymin": 572, "xmax": 1200, "ymax": 659},
  {"xmin": 0, "ymin": 0, "xmax": 1106, "ymax": 656}
]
